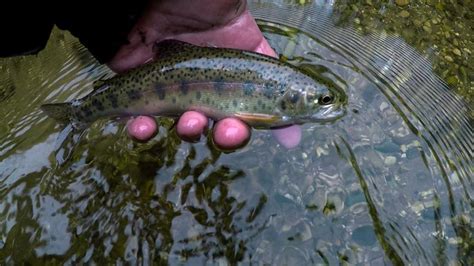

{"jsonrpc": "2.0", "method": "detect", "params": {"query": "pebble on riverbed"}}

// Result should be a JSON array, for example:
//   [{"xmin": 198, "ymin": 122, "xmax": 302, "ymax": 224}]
[
  {"xmin": 395, "ymin": 0, "xmax": 410, "ymax": 6},
  {"xmin": 399, "ymin": 10, "xmax": 410, "ymax": 18},
  {"xmin": 384, "ymin": 156, "xmax": 397, "ymax": 166}
]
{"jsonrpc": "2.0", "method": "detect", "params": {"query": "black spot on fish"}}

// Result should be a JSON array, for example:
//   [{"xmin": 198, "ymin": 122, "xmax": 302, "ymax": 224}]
[
  {"xmin": 127, "ymin": 89, "xmax": 141, "ymax": 100},
  {"xmin": 281, "ymin": 100, "xmax": 287, "ymax": 110},
  {"xmin": 81, "ymin": 107, "xmax": 93, "ymax": 117},
  {"xmin": 180, "ymin": 81, "xmax": 189, "ymax": 95},
  {"xmin": 155, "ymin": 84, "xmax": 166, "ymax": 100},
  {"xmin": 279, "ymin": 84, "xmax": 286, "ymax": 95},
  {"xmin": 172, "ymin": 97, "xmax": 176, "ymax": 104},
  {"xmin": 92, "ymin": 99, "xmax": 104, "ymax": 111},
  {"xmin": 289, "ymin": 92, "xmax": 299, "ymax": 104},
  {"xmin": 243, "ymin": 81, "xmax": 254, "ymax": 96},
  {"xmin": 214, "ymin": 78, "xmax": 225, "ymax": 94},
  {"xmin": 232, "ymin": 99, "xmax": 238, "ymax": 107},
  {"xmin": 107, "ymin": 93, "xmax": 119, "ymax": 108},
  {"xmin": 74, "ymin": 112, "xmax": 84, "ymax": 121},
  {"xmin": 263, "ymin": 83, "xmax": 274, "ymax": 99},
  {"xmin": 196, "ymin": 91, "xmax": 201, "ymax": 100},
  {"xmin": 205, "ymin": 98, "xmax": 210, "ymax": 105}
]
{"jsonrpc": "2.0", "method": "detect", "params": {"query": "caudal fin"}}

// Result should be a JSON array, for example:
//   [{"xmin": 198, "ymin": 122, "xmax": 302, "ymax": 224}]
[
  {"xmin": 40, "ymin": 103, "xmax": 74, "ymax": 124},
  {"xmin": 41, "ymin": 102, "xmax": 86, "ymax": 165}
]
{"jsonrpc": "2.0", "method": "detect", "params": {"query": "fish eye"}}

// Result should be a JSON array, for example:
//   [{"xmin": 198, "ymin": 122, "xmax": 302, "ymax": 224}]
[{"xmin": 319, "ymin": 94, "xmax": 333, "ymax": 105}]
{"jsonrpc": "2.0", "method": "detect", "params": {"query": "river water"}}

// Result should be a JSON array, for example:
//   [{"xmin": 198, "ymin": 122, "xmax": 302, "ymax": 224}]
[{"xmin": 0, "ymin": 1, "xmax": 472, "ymax": 264}]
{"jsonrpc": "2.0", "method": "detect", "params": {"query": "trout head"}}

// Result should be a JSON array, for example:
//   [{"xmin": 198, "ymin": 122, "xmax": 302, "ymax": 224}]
[{"xmin": 276, "ymin": 81, "xmax": 346, "ymax": 124}]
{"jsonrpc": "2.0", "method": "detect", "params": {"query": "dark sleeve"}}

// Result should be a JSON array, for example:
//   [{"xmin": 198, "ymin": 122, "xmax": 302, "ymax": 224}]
[
  {"xmin": 55, "ymin": 1, "xmax": 148, "ymax": 63},
  {"xmin": 0, "ymin": 3, "xmax": 55, "ymax": 57},
  {"xmin": 0, "ymin": 1, "xmax": 148, "ymax": 63}
]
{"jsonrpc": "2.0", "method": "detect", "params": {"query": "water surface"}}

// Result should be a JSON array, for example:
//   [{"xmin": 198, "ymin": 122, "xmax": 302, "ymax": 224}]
[{"xmin": 0, "ymin": 1, "xmax": 472, "ymax": 264}]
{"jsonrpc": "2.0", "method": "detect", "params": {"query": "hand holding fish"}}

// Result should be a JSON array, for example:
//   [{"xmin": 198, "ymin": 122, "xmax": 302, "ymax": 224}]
[
  {"xmin": 41, "ymin": 0, "xmax": 345, "ymax": 152},
  {"xmin": 108, "ymin": 0, "xmax": 304, "ymax": 149}
]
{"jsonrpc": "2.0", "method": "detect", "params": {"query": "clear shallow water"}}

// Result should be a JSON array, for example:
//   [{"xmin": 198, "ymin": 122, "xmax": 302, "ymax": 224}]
[{"xmin": 0, "ymin": 1, "xmax": 472, "ymax": 265}]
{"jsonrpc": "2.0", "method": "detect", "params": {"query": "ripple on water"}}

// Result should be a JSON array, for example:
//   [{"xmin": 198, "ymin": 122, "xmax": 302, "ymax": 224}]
[{"xmin": 0, "ymin": 2, "xmax": 472, "ymax": 264}]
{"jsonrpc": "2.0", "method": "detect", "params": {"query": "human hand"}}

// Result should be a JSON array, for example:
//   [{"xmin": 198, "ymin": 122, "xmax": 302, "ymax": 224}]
[{"xmin": 109, "ymin": 0, "xmax": 302, "ymax": 149}]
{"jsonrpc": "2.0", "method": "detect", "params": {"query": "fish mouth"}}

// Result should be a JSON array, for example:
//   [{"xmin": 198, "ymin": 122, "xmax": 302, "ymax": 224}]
[
  {"xmin": 276, "ymin": 104, "xmax": 346, "ymax": 128},
  {"xmin": 310, "ymin": 104, "xmax": 346, "ymax": 122}
]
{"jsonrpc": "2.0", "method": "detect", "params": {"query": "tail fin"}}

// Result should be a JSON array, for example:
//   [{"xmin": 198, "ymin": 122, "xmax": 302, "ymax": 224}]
[
  {"xmin": 40, "ymin": 103, "xmax": 73, "ymax": 124},
  {"xmin": 41, "ymin": 102, "xmax": 84, "ymax": 165}
]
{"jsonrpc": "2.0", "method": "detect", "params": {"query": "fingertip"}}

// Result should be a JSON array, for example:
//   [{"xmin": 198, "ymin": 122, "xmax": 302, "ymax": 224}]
[
  {"xmin": 272, "ymin": 125, "xmax": 302, "ymax": 149},
  {"xmin": 254, "ymin": 38, "xmax": 278, "ymax": 58},
  {"xmin": 127, "ymin": 116, "xmax": 158, "ymax": 141},
  {"xmin": 176, "ymin": 111, "xmax": 209, "ymax": 142},
  {"xmin": 213, "ymin": 118, "xmax": 250, "ymax": 151}
]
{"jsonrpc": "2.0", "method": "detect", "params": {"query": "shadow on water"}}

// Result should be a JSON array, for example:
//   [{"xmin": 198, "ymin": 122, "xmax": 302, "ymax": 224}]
[{"xmin": 0, "ymin": 0, "xmax": 472, "ymax": 265}]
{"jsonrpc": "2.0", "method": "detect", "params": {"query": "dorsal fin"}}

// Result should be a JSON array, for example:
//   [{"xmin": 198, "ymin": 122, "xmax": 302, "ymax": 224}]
[{"xmin": 152, "ymin": 39, "xmax": 202, "ymax": 59}]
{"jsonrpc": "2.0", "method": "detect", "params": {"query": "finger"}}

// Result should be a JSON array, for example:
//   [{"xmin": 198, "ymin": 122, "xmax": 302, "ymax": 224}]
[
  {"xmin": 127, "ymin": 116, "xmax": 158, "ymax": 141},
  {"xmin": 171, "ymin": 11, "xmax": 276, "ymax": 57},
  {"xmin": 254, "ymin": 37, "xmax": 278, "ymax": 58},
  {"xmin": 107, "ymin": 11, "xmax": 163, "ymax": 73},
  {"xmin": 176, "ymin": 111, "xmax": 209, "ymax": 142},
  {"xmin": 213, "ymin": 118, "xmax": 250, "ymax": 150},
  {"xmin": 108, "ymin": 43, "xmax": 155, "ymax": 74},
  {"xmin": 271, "ymin": 125, "xmax": 302, "ymax": 149}
]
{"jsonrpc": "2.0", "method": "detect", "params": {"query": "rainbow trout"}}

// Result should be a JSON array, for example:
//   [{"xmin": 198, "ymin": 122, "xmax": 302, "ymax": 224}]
[{"xmin": 41, "ymin": 40, "xmax": 346, "ymax": 129}]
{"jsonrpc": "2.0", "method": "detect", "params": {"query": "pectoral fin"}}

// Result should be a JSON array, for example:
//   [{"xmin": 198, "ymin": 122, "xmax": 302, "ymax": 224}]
[{"xmin": 234, "ymin": 112, "xmax": 280, "ymax": 126}]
